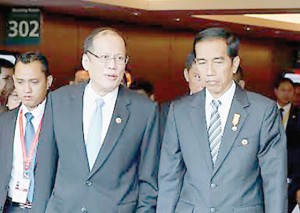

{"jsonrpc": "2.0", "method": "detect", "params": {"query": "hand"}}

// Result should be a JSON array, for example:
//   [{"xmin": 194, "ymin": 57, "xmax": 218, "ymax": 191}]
[{"xmin": 296, "ymin": 189, "xmax": 300, "ymax": 205}]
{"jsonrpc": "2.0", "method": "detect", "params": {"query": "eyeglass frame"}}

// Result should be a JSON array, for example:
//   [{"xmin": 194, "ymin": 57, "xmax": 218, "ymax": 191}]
[{"xmin": 86, "ymin": 50, "xmax": 129, "ymax": 65}]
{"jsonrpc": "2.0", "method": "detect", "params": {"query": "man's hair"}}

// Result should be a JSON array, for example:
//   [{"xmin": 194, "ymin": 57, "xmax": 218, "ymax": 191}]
[
  {"xmin": 294, "ymin": 82, "xmax": 300, "ymax": 88},
  {"xmin": 130, "ymin": 79, "xmax": 154, "ymax": 97},
  {"xmin": 193, "ymin": 27, "xmax": 240, "ymax": 59},
  {"xmin": 83, "ymin": 27, "xmax": 127, "ymax": 53},
  {"xmin": 185, "ymin": 52, "xmax": 195, "ymax": 71},
  {"xmin": 274, "ymin": 77, "xmax": 294, "ymax": 89},
  {"xmin": 0, "ymin": 58, "xmax": 14, "ymax": 74},
  {"xmin": 15, "ymin": 51, "xmax": 50, "ymax": 77}
]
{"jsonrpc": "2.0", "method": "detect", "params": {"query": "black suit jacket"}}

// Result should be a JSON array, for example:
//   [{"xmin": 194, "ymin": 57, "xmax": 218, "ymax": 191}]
[{"xmin": 286, "ymin": 105, "xmax": 300, "ymax": 206}]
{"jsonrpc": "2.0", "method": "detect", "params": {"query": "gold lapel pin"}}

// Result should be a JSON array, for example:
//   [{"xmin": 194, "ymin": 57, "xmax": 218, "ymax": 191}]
[
  {"xmin": 241, "ymin": 139, "xmax": 248, "ymax": 146},
  {"xmin": 232, "ymin": 113, "xmax": 240, "ymax": 132},
  {"xmin": 115, "ymin": 117, "xmax": 122, "ymax": 124}
]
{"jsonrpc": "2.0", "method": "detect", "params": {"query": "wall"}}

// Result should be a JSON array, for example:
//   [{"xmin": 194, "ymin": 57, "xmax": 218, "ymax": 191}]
[{"xmin": 0, "ymin": 11, "xmax": 295, "ymax": 102}]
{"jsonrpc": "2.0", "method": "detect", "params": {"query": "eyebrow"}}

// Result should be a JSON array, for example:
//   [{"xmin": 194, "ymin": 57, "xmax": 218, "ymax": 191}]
[{"xmin": 213, "ymin": 57, "xmax": 225, "ymax": 60}]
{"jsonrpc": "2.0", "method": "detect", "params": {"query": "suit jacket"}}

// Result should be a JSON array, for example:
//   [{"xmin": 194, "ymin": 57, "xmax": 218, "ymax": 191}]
[
  {"xmin": 0, "ymin": 99, "xmax": 58, "ymax": 213},
  {"xmin": 157, "ymin": 85, "xmax": 287, "ymax": 213},
  {"xmin": 45, "ymin": 84, "xmax": 159, "ymax": 213},
  {"xmin": 286, "ymin": 105, "xmax": 300, "ymax": 211}
]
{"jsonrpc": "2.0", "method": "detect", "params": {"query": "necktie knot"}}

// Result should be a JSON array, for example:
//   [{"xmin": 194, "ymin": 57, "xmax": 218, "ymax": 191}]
[
  {"xmin": 96, "ymin": 98, "xmax": 104, "ymax": 109},
  {"xmin": 279, "ymin": 108, "xmax": 284, "ymax": 120},
  {"xmin": 25, "ymin": 112, "xmax": 34, "ymax": 122},
  {"xmin": 211, "ymin": 100, "xmax": 221, "ymax": 110}
]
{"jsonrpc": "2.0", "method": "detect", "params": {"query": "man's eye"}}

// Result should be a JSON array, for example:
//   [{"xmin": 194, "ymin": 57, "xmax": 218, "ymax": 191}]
[
  {"xmin": 194, "ymin": 75, "xmax": 201, "ymax": 80},
  {"xmin": 214, "ymin": 60, "xmax": 224, "ymax": 64},
  {"xmin": 101, "ymin": 55, "xmax": 110, "ymax": 60},
  {"xmin": 116, "ymin": 56, "xmax": 125, "ymax": 61}
]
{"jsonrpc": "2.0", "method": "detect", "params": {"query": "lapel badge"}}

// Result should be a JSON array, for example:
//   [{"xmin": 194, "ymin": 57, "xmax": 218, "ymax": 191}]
[
  {"xmin": 231, "ymin": 113, "xmax": 240, "ymax": 132},
  {"xmin": 115, "ymin": 117, "xmax": 122, "ymax": 124},
  {"xmin": 241, "ymin": 139, "xmax": 248, "ymax": 146}
]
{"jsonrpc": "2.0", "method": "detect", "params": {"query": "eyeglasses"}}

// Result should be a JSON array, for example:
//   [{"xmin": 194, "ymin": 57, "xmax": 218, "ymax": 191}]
[{"xmin": 86, "ymin": 50, "xmax": 129, "ymax": 65}]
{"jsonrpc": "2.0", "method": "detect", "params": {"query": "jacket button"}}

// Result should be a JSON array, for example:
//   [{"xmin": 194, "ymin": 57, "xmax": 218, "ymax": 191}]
[
  {"xmin": 210, "ymin": 207, "xmax": 216, "ymax": 212},
  {"xmin": 210, "ymin": 183, "xmax": 217, "ymax": 188},
  {"xmin": 81, "ymin": 207, "xmax": 87, "ymax": 212},
  {"xmin": 86, "ymin": 181, "xmax": 93, "ymax": 186}
]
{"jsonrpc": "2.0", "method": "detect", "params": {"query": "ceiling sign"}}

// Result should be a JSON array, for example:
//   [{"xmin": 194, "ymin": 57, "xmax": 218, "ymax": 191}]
[{"xmin": 6, "ymin": 8, "xmax": 41, "ymax": 45}]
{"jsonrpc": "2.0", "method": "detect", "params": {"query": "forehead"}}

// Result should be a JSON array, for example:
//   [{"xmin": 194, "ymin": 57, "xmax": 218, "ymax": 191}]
[
  {"xmin": 14, "ymin": 61, "xmax": 45, "ymax": 78},
  {"xmin": 0, "ymin": 67, "xmax": 13, "ymax": 75},
  {"xmin": 195, "ymin": 38, "xmax": 228, "ymax": 57},
  {"xmin": 92, "ymin": 32, "xmax": 126, "ymax": 51},
  {"xmin": 278, "ymin": 81, "xmax": 293, "ymax": 88}
]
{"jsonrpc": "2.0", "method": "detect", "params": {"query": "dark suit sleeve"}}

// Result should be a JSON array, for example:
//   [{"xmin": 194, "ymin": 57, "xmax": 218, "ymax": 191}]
[
  {"xmin": 156, "ymin": 103, "xmax": 186, "ymax": 213},
  {"xmin": 136, "ymin": 103, "xmax": 160, "ymax": 212},
  {"xmin": 257, "ymin": 102, "xmax": 288, "ymax": 213}
]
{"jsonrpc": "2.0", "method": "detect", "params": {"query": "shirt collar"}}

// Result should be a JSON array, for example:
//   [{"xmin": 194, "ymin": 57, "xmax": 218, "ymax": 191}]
[
  {"xmin": 206, "ymin": 81, "xmax": 236, "ymax": 106},
  {"xmin": 86, "ymin": 82, "xmax": 119, "ymax": 105},
  {"xmin": 277, "ymin": 102, "xmax": 292, "ymax": 111},
  {"xmin": 20, "ymin": 98, "xmax": 47, "ymax": 119}
]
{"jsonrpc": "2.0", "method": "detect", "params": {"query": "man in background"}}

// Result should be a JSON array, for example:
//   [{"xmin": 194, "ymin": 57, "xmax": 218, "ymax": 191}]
[
  {"xmin": 0, "ymin": 52, "xmax": 57, "ymax": 212},
  {"xmin": 233, "ymin": 65, "xmax": 245, "ymax": 89},
  {"xmin": 0, "ymin": 59, "xmax": 14, "ymax": 112},
  {"xmin": 292, "ymin": 83, "xmax": 300, "ymax": 107},
  {"xmin": 69, "ymin": 69, "xmax": 90, "ymax": 85},
  {"xmin": 160, "ymin": 51, "xmax": 205, "ymax": 139},
  {"xmin": 183, "ymin": 51, "xmax": 205, "ymax": 95},
  {"xmin": 274, "ymin": 77, "xmax": 300, "ymax": 212},
  {"xmin": 130, "ymin": 78, "xmax": 155, "ymax": 101}
]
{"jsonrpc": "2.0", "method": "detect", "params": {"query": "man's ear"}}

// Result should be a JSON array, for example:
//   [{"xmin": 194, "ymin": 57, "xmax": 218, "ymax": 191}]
[
  {"xmin": 82, "ymin": 54, "xmax": 90, "ymax": 71},
  {"xmin": 46, "ymin": 75, "xmax": 53, "ymax": 90},
  {"xmin": 232, "ymin": 56, "xmax": 240, "ymax": 74},
  {"xmin": 183, "ymin": 68, "xmax": 189, "ymax": 82}
]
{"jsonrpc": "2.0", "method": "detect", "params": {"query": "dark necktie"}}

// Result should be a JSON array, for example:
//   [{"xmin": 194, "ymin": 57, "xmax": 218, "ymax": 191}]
[{"xmin": 279, "ymin": 108, "xmax": 284, "ymax": 121}]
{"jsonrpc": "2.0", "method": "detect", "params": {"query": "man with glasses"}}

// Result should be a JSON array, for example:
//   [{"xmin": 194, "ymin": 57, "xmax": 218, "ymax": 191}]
[
  {"xmin": 46, "ymin": 27, "xmax": 159, "ymax": 213},
  {"xmin": 157, "ymin": 27, "xmax": 287, "ymax": 213}
]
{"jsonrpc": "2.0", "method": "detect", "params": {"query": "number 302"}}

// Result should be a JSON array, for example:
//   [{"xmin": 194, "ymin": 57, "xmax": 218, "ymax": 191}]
[{"xmin": 8, "ymin": 20, "xmax": 39, "ymax": 38}]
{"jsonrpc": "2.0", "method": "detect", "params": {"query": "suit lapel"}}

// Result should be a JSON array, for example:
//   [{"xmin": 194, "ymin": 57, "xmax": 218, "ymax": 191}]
[
  {"xmin": 5, "ymin": 109, "xmax": 19, "ymax": 176},
  {"xmin": 88, "ymin": 86, "xmax": 130, "ymax": 178},
  {"xmin": 69, "ymin": 83, "xmax": 90, "ymax": 175},
  {"xmin": 286, "ymin": 105, "xmax": 299, "ymax": 132},
  {"xmin": 189, "ymin": 91, "xmax": 213, "ymax": 173},
  {"xmin": 212, "ymin": 86, "xmax": 249, "ymax": 176}
]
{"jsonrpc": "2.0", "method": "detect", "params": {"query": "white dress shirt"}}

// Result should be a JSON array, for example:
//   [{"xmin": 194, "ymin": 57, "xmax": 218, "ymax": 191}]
[
  {"xmin": 83, "ymin": 83, "xmax": 118, "ymax": 146},
  {"xmin": 205, "ymin": 81, "xmax": 236, "ymax": 135},
  {"xmin": 277, "ymin": 102, "xmax": 291, "ymax": 131},
  {"xmin": 8, "ymin": 99, "xmax": 46, "ymax": 198}
]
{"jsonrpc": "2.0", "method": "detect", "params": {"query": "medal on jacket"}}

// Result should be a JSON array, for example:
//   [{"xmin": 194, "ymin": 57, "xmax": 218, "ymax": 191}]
[{"xmin": 232, "ymin": 113, "xmax": 240, "ymax": 131}]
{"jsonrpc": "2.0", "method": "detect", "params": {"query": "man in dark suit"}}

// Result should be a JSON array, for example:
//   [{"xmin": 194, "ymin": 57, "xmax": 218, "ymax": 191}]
[
  {"xmin": 160, "ymin": 51, "xmax": 204, "ymax": 139},
  {"xmin": 157, "ymin": 27, "xmax": 287, "ymax": 213},
  {"xmin": 45, "ymin": 27, "xmax": 159, "ymax": 213},
  {"xmin": 274, "ymin": 77, "xmax": 300, "ymax": 212},
  {"xmin": 0, "ymin": 52, "xmax": 57, "ymax": 212}
]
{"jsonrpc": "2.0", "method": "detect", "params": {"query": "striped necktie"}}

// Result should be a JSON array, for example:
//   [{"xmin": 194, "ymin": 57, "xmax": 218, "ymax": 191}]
[{"xmin": 208, "ymin": 100, "xmax": 222, "ymax": 167}]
